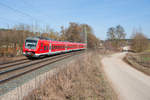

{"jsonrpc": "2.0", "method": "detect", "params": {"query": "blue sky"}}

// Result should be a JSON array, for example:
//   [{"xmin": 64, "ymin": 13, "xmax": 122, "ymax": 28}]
[{"xmin": 0, "ymin": 0, "xmax": 150, "ymax": 40}]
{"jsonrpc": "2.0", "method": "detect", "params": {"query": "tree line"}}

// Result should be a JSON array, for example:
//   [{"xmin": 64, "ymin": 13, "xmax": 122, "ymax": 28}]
[
  {"xmin": 106, "ymin": 25, "xmax": 150, "ymax": 52},
  {"xmin": 0, "ymin": 22, "xmax": 100, "ymax": 57}
]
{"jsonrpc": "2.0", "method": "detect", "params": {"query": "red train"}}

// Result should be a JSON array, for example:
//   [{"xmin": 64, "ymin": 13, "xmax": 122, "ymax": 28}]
[{"xmin": 23, "ymin": 37, "xmax": 86, "ymax": 58}]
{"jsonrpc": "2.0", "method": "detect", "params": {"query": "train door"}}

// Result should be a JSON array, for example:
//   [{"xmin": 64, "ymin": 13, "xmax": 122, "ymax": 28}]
[
  {"xmin": 65, "ymin": 43, "xmax": 67, "ymax": 52},
  {"xmin": 49, "ymin": 43, "xmax": 52, "ymax": 53}
]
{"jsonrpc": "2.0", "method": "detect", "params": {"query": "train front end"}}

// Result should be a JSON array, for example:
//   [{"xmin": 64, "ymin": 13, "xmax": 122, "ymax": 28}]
[{"xmin": 23, "ymin": 37, "xmax": 39, "ymax": 58}]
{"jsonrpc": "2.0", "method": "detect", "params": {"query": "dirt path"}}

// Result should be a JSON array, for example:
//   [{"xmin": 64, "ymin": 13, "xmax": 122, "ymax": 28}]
[{"xmin": 102, "ymin": 52, "xmax": 150, "ymax": 100}]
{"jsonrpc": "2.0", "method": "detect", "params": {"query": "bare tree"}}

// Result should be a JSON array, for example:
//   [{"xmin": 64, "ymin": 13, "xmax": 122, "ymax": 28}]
[
  {"xmin": 59, "ymin": 23, "xmax": 100, "ymax": 48},
  {"xmin": 59, "ymin": 26, "xmax": 66, "ymax": 41},
  {"xmin": 107, "ymin": 25, "xmax": 126, "ymax": 49},
  {"xmin": 107, "ymin": 27, "xmax": 116, "ymax": 40},
  {"xmin": 116, "ymin": 25, "xmax": 126, "ymax": 39},
  {"xmin": 64, "ymin": 22, "xmax": 83, "ymax": 42}
]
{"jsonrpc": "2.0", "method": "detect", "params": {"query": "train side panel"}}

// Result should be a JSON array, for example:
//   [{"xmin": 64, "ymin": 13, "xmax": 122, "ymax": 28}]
[{"xmin": 23, "ymin": 37, "xmax": 86, "ymax": 58}]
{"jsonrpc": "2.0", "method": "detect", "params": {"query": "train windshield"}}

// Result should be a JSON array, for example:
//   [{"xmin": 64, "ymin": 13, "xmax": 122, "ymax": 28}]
[{"xmin": 25, "ymin": 39, "xmax": 37, "ymax": 49}]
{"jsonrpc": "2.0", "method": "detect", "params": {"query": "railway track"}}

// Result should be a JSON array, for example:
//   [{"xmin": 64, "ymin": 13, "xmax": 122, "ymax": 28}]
[
  {"xmin": 0, "ymin": 58, "xmax": 27, "ymax": 66},
  {"xmin": 0, "ymin": 59, "xmax": 31, "ymax": 69},
  {"xmin": 0, "ymin": 51, "xmax": 84, "ymax": 84}
]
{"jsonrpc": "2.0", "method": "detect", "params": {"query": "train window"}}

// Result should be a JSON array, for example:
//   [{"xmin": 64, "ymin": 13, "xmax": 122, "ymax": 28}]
[
  {"xmin": 41, "ymin": 43, "xmax": 43, "ymax": 47},
  {"xmin": 44, "ymin": 46, "xmax": 46, "ymax": 50},
  {"xmin": 47, "ymin": 46, "xmax": 49, "ymax": 50}
]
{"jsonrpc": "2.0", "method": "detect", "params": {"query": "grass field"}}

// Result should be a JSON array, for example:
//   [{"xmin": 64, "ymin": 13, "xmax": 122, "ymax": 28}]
[{"xmin": 124, "ymin": 52, "xmax": 150, "ymax": 76}]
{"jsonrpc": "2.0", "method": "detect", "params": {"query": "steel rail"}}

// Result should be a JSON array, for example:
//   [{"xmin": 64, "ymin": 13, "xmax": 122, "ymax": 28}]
[
  {"xmin": 0, "ymin": 59, "xmax": 31, "ymax": 69},
  {"xmin": 0, "ymin": 58, "xmax": 27, "ymax": 65},
  {"xmin": 0, "ymin": 53, "xmax": 70, "ymax": 75}
]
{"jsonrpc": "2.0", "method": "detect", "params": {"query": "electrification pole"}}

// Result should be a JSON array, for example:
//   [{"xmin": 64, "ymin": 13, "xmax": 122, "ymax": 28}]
[{"xmin": 84, "ymin": 26, "xmax": 87, "ymax": 49}]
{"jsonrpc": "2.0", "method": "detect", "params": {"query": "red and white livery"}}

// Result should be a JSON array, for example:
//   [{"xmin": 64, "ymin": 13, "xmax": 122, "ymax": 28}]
[{"xmin": 23, "ymin": 37, "xmax": 86, "ymax": 58}]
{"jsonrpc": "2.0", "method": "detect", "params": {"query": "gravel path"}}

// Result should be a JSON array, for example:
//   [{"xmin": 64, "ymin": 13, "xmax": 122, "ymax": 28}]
[{"xmin": 102, "ymin": 52, "xmax": 150, "ymax": 100}]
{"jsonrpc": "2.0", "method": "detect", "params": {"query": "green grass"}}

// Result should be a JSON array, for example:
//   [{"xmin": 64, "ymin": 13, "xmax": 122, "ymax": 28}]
[{"xmin": 141, "ymin": 56, "xmax": 150, "ymax": 62}]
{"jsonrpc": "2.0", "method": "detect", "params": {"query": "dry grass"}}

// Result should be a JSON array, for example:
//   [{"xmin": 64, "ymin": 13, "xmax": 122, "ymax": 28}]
[
  {"xmin": 124, "ymin": 53, "xmax": 150, "ymax": 76},
  {"xmin": 23, "ymin": 51, "xmax": 117, "ymax": 100}
]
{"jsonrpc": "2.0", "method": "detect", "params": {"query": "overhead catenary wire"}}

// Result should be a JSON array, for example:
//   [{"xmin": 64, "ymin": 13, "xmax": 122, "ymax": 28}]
[
  {"xmin": 0, "ymin": 0, "xmax": 51, "ymax": 34},
  {"xmin": 0, "ymin": 16, "xmax": 24, "ymax": 24},
  {"xmin": 19, "ymin": 0, "xmax": 56, "ymax": 29},
  {"xmin": 0, "ymin": 1, "xmax": 39, "ymax": 23},
  {"xmin": 0, "ymin": 1, "xmax": 41, "ymax": 33}
]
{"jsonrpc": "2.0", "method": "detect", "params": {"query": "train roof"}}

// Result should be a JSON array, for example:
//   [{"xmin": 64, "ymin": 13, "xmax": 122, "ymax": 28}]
[
  {"xmin": 26, "ymin": 37, "xmax": 86, "ymax": 44},
  {"xmin": 26, "ymin": 37, "xmax": 55, "ymax": 41}
]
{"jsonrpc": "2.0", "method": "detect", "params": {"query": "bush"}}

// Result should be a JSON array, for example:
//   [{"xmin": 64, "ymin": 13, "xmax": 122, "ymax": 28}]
[{"xmin": 131, "ymin": 33, "xmax": 149, "ymax": 52}]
